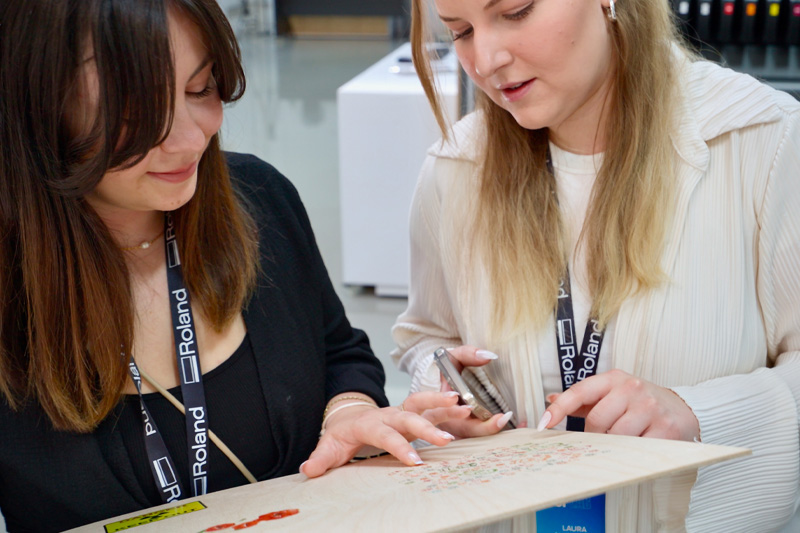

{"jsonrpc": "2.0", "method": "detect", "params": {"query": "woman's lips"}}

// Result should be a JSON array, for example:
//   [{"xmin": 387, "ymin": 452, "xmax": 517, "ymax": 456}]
[
  {"xmin": 147, "ymin": 161, "xmax": 198, "ymax": 183},
  {"xmin": 500, "ymin": 79, "xmax": 535, "ymax": 102}
]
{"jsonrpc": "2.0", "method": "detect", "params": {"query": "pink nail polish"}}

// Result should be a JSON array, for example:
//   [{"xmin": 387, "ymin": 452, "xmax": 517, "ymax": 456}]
[
  {"xmin": 443, "ymin": 391, "xmax": 460, "ymax": 398},
  {"xmin": 409, "ymin": 451, "xmax": 424, "ymax": 465},
  {"xmin": 497, "ymin": 411, "xmax": 514, "ymax": 429},
  {"xmin": 299, "ymin": 461, "xmax": 308, "ymax": 474},
  {"xmin": 436, "ymin": 430, "xmax": 455, "ymax": 440},
  {"xmin": 536, "ymin": 411, "xmax": 552, "ymax": 432},
  {"xmin": 476, "ymin": 349, "xmax": 499, "ymax": 360}
]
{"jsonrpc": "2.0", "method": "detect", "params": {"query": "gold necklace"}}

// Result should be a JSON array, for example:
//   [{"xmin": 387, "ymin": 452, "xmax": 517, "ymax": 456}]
[{"xmin": 120, "ymin": 231, "xmax": 163, "ymax": 251}]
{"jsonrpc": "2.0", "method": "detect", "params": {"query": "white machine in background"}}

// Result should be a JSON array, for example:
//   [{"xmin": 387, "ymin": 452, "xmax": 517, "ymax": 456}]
[{"xmin": 338, "ymin": 42, "xmax": 458, "ymax": 297}]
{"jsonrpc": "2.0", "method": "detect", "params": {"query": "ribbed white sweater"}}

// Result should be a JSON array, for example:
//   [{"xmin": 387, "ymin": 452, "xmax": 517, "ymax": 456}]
[{"xmin": 392, "ymin": 55, "xmax": 800, "ymax": 532}]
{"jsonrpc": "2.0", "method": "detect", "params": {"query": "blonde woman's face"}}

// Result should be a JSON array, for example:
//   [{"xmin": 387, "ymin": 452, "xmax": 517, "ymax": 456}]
[
  {"xmin": 85, "ymin": 11, "xmax": 223, "ymax": 223},
  {"xmin": 436, "ymin": 0, "xmax": 615, "ymax": 151}
]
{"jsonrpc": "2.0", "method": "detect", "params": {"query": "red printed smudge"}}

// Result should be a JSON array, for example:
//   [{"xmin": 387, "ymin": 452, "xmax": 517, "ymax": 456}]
[
  {"xmin": 259, "ymin": 510, "xmax": 299, "ymax": 520},
  {"xmin": 232, "ymin": 519, "xmax": 261, "ymax": 530},
  {"xmin": 203, "ymin": 510, "xmax": 299, "ymax": 532}
]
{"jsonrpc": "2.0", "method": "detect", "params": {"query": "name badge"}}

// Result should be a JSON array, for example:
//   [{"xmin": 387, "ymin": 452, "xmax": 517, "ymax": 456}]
[{"xmin": 536, "ymin": 494, "xmax": 605, "ymax": 533}]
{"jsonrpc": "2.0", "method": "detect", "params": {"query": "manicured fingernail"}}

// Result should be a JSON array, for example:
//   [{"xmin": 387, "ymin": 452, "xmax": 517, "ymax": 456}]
[
  {"xmin": 436, "ymin": 430, "xmax": 455, "ymax": 440},
  {"xmin": 476, "ymin": 349, "xmax": 498, "ymax": 360},
  {"xmin": 299, "ymin": 461, "xmax": 307, "ymax": 474},
  {"xmin": 409, "ymin": 451, "xmax": 424, "ymax": 465},
  {"xmin": 497, "ymin": 411, "xmax": 513, "ymax": 429},
  {"xmin": 546, "ymin": 393, "xmax": 558, "ymax": 403},
  {"xmin": 442, "ymin": 391, "xmax": 460, "ymax": 398},
  {"xmin": 536, "ymin": 411, "xmax": 552, "ymax": 431}
]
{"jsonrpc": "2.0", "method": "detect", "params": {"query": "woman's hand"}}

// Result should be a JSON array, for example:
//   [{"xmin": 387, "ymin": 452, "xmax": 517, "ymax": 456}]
[
  {"xmin": 433, "ymin": 345, "xmax": 515, "ymax": 438},
  {"xmin": 539, "ymin": 369, "xmax": 700, "ymax": 441},
  {"xmin": 438, "ymin": 345, "xmax": 499, "ymax": 373},
  {"xmin": 300, "ymin": 391, "xmax": 473, "ymax": 478}
]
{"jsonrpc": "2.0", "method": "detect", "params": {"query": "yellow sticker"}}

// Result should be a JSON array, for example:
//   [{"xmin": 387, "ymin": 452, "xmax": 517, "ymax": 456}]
[
  {"xmin": 770, "ymin": 3, "xmax": 780, "ymax": 16},
  {"xmin": 104, "ymin": 501, "xmax": 207, "ymax": 532}
]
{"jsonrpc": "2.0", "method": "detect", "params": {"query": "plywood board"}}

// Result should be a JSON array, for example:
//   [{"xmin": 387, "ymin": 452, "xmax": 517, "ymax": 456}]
[{"xmin": 69, "ymin": 428, "xmax": 749, "ymax": 533}]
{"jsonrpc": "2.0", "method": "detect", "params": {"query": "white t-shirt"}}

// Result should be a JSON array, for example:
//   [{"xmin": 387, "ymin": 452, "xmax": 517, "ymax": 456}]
[{"xmin": 542, "ymin": 143, "xmax": 615, "ymax": 427}]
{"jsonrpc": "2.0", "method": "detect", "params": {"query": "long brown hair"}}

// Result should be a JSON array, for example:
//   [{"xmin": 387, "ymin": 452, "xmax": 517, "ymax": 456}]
[
  {"xmin": 0, "ymin": 0, "xmax": 258, "ymax": 431},
  {"xmin": 412, "ymin": 0, "xmax": 685, "ymax": 342}
]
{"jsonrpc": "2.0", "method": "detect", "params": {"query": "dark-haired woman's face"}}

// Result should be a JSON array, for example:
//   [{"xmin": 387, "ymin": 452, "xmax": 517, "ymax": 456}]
[{"xmin": 85, "ymin": 11, "xmax": 223, "ymax": 223}]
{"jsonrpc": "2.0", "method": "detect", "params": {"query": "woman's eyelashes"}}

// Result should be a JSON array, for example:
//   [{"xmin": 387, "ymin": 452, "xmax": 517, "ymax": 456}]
[
  {"xmin": 450, "ymin": 2, "xmax": 535, "ymax": 41},
  {"xmin": 505, "ymin": 2, "xmax": 534, "ymax": 21},
  {"xmin": 187, "ymin": 79, "xmax": 217, "ymax": 99},
  {"xmin": 452, "ymin": 27, "xmax": 473, "ymax": 41}
]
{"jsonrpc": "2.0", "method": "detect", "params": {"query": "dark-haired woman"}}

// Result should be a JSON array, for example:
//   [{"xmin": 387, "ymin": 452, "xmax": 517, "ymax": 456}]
[{"xmin": 0, "ymin": 2, "xmax": 468, "ymax": 531}]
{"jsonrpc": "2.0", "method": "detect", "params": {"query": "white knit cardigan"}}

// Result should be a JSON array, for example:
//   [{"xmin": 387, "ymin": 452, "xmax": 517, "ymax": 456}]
[{"xmin": 391, "ymin": 54, "xmax": 800, "ymax": 531}]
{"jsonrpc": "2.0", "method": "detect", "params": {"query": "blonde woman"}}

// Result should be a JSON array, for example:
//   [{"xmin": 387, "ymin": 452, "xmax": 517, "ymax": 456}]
[{"xmin": 392, "ymin": 0, "xmax": 800, "ymax": 530}]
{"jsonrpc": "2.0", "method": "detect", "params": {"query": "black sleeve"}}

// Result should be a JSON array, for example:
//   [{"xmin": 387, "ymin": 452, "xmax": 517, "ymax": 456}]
[{"xmin": 226, "ymin": 153, "xmax": 389, "ymax": 408}]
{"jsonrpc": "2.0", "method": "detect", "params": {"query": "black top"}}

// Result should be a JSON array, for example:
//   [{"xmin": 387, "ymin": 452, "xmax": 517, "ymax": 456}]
[
  {"xmin": 0, "ymin": 153, "xmax": 389, "ymax": 533},
  {"xmin": 118, "ymin": 333, "xmax": 279, "ymax": 501}
]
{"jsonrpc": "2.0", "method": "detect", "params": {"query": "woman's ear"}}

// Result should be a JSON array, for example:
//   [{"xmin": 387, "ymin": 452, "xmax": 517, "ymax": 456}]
[{"xmin": 601, "ymin": 0, "xmax": 617, "ymax": 21}]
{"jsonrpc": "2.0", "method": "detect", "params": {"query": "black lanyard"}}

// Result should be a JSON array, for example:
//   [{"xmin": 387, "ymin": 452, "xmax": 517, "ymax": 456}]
[
  {"xmin": 126, "ymin": 212, "xmax": 210, "ymax": 502},
  {"xmin": 547, "ymin": 150, "xmax": 605, "ymax": 432},
  {"xmin": 554, "ymin": 271, "xmax": 605, "ymax": 431}
]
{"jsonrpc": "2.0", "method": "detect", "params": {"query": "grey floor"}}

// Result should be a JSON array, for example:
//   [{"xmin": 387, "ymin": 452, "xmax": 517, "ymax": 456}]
[{"xmin": 0, "ymin": 30, "xmax": 412, "ymax": 533}]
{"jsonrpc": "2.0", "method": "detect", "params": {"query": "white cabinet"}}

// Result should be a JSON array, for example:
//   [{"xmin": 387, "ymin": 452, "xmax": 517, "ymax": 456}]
[{"xmin": 337, "ymin": 43, "xmax": 458, "ymax": 296}]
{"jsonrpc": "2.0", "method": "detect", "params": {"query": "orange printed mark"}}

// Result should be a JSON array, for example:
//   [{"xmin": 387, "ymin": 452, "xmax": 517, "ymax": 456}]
[
  {"xmin": 259, "ymin": 510, "xmax": 300, "ymax": 520},
  {"xmin": 232, "ymin": 520, "xmax": 261, "ymax": 530},
  {"xmin": 746, "ymin": 3, "xmax": 757, "ymax": 16},
  {"xmin": 202, "ymin": 510, "xmax": 299, "ymax": 532}
]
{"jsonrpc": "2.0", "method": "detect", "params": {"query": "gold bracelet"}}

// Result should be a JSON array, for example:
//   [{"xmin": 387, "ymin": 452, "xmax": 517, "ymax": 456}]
[
  {"xmin": 319, "ymin": 402, "xmax": 379, "ymax": 437},
  {"xmin": 322, "ymin": 395, "xmax": 375, "ymax": 419}
]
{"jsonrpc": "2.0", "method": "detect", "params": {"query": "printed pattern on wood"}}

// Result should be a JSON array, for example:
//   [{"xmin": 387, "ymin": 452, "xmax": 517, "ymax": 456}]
[{"xmin": 389, "ymin": 441, "xmax": 610, "ymax": 493}]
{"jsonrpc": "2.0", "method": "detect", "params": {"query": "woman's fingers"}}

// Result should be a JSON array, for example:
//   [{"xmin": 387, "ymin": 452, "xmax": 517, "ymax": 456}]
[
  {"xmin": 543, "ymin": 373, "xmax": 619, "ymax": 428},
  {"xmin": 302, "ymin": 391, "xmax": 475, "ymax": 478},
  {"xmin": 444, "ymin": 345, "xmax": 499, "ymax": 368},
  {"xmin": 301, "ymin": 436, "xmax": 354, "ymax": 478},
  {"xmin": 381, "ymin": 411, "xmax": 457, "ymax": 448},
  {"xmin": 540, "ymin": 370, "xmax": 699, "ymax": 441},
  {"xmin": 438, "ymin": 346, "xmax": 498, "ymax": 394},
  {"xmin": 582, "ymin": 386, "xmax": 632, "ymax": 434},
  {"xmin": 438, "ymin": 411, "xmax": 514, "ymax": 438},
  {"xmin": 302, "ymin": 413, "xmax": 427, "ymax": 478},
  {"xmin": 303, "ymin": 382, "xmax": 519, "ymax": 479},
  {"xmin": 401, "ymin": 390, "xmax": 460, "ymax": 413},
  {"xmin": 421, "ymin": 404, "xmax": 473, "ymax": 426}
]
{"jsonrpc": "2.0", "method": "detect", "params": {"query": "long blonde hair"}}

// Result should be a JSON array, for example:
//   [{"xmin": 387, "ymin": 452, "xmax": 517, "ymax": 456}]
[{"xmin": 412, "ymin": 0, "xmax": 688, "ymax": 341}]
